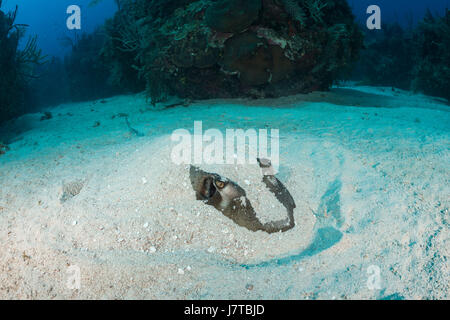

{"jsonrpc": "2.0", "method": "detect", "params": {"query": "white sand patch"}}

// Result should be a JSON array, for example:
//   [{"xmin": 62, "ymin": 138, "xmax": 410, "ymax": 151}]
[{"xmin": 0, "ymin": 87, "xmax": 448, "ymax": 299}]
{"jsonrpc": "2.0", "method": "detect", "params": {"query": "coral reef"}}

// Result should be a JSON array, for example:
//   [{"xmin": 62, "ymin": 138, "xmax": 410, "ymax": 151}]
[
  {"xmin": 0, "ymin": 1, "xmax": 45, "ymax": 123},
  {"xmin": 64, "ymin": 31, "xmax": 120, "ymax": 102},
  {"xmin": 352, "ymin": 9, "xmax": 449, "ymax": 101},
  {"xmin": 281, "ymin": 0, "xmax": 307, "ymax": 26},
  {"xmin": 28, "ymin": 29, "xmax": 131, "ymax": 109},
  {"xmin": 411, "ymin": 9, "xmax": 450, "ymax": 100},
  {"xmin": 103, "ymin": 0, "xmax": 363, "ymax": 102},
  {"xmin": 27, "ymin": 57, "xmax": 69, "ymax": 110},
  {"xmin": 352, "ymin": 23, "xmax": 415, "ymax": 90},
  {"xmin": 100, "ymin": 5, "xmax": 146, "ymax": 95}
]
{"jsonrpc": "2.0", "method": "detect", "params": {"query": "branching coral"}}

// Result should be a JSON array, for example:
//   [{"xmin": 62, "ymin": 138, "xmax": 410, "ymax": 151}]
[
  {"xmin": 100, "ymin": 2, "xmax": 146, "ymax": 94},
  {"xmin": 112, "ymin": 14, "xmax": 142, "ymax": 53},
  {"xmin": 63, "ymin": 30, "xmax": 121, "ymax": 102},
  {"xmin": 305, "ymin": 0, "xmax": 327, "ymax": 24},
  {"xmin": 16, "ymin": 35, "xmax": 46, "ymax": 79},
  {"xmin": 103, "ymin": 1, "xmax": 212, "ymax": 102}
]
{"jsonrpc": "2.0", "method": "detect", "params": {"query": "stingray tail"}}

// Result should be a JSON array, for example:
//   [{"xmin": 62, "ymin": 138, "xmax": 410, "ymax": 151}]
[{"xmin": 257, "ymin": 158, "xmax": 296, "ymax": 234}]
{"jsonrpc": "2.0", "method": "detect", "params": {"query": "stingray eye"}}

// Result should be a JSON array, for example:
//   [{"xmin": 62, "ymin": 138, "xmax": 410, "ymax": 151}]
[{"xmin": 215, "ymin": 180, "xmax": 225, "ymax": 189}]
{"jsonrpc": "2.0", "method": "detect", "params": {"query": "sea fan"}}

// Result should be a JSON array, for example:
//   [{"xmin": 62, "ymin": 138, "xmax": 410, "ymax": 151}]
[{"xmin": 280, "ymin": 0, "xmax": 307, "ymax": 26}]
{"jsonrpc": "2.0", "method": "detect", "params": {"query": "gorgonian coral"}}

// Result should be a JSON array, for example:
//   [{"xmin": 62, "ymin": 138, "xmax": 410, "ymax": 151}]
[{"xmin": 0, "ymin": 1, "xmax": 45, "ymax": 123}]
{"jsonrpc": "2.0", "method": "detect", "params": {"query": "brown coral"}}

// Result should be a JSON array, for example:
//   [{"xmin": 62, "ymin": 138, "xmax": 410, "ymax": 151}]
[{"xmin": 222, "ymin": 32, "xmax": 270, "ymax": 86}]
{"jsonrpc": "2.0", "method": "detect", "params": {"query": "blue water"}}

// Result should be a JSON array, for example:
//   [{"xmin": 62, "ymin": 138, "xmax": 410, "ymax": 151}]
[
  {"xmin": 2, "ymin": 0, "xmax": 449, "ymax": 56},
  {"xmin": 2, "ymin": 0, "xmax": 117, "ymax": 56},
  {"xmin": 350, "ymin": 0, "xmax": 450, "ymax": 26}
]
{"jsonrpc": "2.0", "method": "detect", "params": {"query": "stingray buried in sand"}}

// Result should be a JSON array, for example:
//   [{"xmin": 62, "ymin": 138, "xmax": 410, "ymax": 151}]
[{"xmin": 189, "ymin": 159, "xmax": 296, "ymax": 234}]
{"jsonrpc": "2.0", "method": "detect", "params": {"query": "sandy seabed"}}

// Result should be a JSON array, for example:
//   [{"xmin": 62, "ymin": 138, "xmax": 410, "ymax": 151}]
[{"xmin": 0, "ymin": 86, "xmax": 448, "ymax": 299}]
